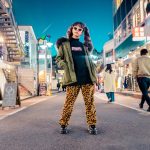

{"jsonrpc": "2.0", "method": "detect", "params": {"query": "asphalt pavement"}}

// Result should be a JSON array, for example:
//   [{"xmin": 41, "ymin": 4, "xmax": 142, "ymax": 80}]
[{"xmin": 0, "ymin": 92, "xmax": 150, "ymax": 150}]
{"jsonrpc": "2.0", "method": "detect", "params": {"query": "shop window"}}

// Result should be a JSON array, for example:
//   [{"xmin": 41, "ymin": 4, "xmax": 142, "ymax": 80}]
[
  {"xmin": 117, "ymin": 7, "xmax": 122, "ymax": 26},
  {"xmin": 126, "ymin": 0, "xmax": 132, "ymax": 14},
  {"xmin": 127, "ymin": 12, "xmax": 133, "ymax": 34},
  {"xmin": 132, "ymin": 0, "xmax": 138, "ymax": 7},
  {"xmin": 106, "ymin": 50, "xmax": 113, "ymax": 58},
  {"xmin": 120, "ymin": 0, "xmax": 126, "ymax": 20},
  {"xmin": 114, "ymin": 15, "xmax": 118, "ymax": 31},
  {"xmin": 118, "ymin": 26, "xmax": 122, "ymax": 42},
  {"xmin": 122, "ymin": 19, "xmax": 127, "ymax": 39},
  {"xmin": 114, "ymin": 26, "xmax": 122, "ymax": 46},
  {"xmin": 114, "ymin": 31, "xmax": 118, "ymax": 46}
]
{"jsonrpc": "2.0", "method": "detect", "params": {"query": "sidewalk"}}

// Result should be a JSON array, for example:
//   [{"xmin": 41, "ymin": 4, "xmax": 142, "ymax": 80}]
[
  {"xmin": 116, "ymin": 90, "xmax": 141, "ymax": 99},
  {"xmin": 95, "ymin": 91, "xmax": 149, "ymax": 113},
  {"xmin": 0, "ymin": 96, "xmax": 51, "ymax": 120}
]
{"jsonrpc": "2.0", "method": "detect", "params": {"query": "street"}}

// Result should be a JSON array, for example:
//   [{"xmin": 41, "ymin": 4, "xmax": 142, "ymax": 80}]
[{"xmin": 0, "ymin": 92, "xmax": 150, "ymax": 150}]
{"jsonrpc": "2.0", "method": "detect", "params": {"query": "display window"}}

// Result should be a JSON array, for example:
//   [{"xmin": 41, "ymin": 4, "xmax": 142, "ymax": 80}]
[{"xmin": 122, "ymin": 19, "xmax": 127, "ymax": 39}]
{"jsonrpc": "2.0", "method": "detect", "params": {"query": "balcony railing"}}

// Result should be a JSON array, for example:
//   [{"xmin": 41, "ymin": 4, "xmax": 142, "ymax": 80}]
[{"xmin": 0, "ymin": 0, "xmax": 24, "ymax": 63}]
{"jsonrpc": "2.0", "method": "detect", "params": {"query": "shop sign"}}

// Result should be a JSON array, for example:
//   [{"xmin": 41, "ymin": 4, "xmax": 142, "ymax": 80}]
[
  {"xmin": 39, "ymin": 83, "xmax": 47, "ymax": 96},
  {"xmin": 132, "ymin": 27, "xmax": 145, "ymax": 41},
  {"xmin": 2, "ymin": 83, "xmax": 20, "ymax": 108}
]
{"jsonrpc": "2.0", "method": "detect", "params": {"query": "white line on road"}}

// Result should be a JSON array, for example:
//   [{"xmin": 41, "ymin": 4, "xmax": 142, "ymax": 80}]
[
  {"xmin": 94, "ymin": 94, "xmax": 150, "ymax": 115},
  {"xmin": 0, "ymin": 95, "xmax": 57, "ymax": 121},
  {"xmin": 0, "ymin": 107, "xmax": 27, "ymax": 121}
]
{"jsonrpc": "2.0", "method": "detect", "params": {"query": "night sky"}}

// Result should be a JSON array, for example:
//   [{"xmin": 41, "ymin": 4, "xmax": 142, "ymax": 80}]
[{"xmin": 13, "ymin": 0, "xmax": 113, "ymax": 56}]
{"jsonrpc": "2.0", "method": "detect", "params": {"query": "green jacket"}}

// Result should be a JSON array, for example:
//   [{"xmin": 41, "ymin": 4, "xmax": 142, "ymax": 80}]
[{"xmin": 56, "ymin": 39, "xmax": 97, "ymax": 85}]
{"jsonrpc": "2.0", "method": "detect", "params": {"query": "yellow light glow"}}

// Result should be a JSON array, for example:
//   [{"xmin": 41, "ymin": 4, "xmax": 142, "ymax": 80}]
[{"xmin": 0, "ymin": 36, "xmax": 4, "ymax": 43}]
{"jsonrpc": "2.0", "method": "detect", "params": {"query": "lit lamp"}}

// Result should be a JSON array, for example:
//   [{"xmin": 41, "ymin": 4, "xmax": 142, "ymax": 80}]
[{"xmin": 39, "ymin": 40, "xmax": 53, "ymax": 96}]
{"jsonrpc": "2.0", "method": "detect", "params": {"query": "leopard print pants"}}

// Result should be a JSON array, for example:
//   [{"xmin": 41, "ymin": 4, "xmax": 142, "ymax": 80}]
[{"xmin": 59, "ymin": 84, "xmax": 97, "ymax": 126}]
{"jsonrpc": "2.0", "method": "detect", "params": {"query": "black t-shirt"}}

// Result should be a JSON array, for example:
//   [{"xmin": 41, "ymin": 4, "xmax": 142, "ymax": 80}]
[{"xmin": 69, "ymin": 38, "xmax": 92, "ymax": 85}]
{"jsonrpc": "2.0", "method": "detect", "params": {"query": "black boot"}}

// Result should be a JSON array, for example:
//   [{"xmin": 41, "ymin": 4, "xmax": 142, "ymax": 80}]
[
  {"xmin": 60, "ymin": 125, "xmax": 68, "ymax": 134},
  {"xmin": 88, "ymin": 125, "xmax": 97, "ymax": 135},
  {"xmin": 139, "ymin": 103, "xmax": 143, "ymax": 109},
  {"xmin": 147, "ymin": 107, "xmax": 150, "ymax": 112}
]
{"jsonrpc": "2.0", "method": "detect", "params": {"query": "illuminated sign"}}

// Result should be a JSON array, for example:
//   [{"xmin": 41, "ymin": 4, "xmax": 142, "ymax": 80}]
[{"xmin": 132, "ymin": 27, "xmax": 145, "ymax": 41}]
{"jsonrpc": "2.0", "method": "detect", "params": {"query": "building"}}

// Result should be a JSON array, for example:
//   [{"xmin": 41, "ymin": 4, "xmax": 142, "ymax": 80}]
[
  {"xmin": 0, "ymin": 0, "xmax": 24, "ymax": 99},
  {"xmin": 18, "ymin": 26, "xmax": 38, "ymax": 96},
  {"xmin": 113, "ymin": 0, "xmax": 150, "ymax": 91},
  {"xmin": 103, "ymin": 39, "xmax": 115, "ymax": 65},
  {"xmin": 18, "ymin": 26, "xmax": 37, "ymax": 68}
]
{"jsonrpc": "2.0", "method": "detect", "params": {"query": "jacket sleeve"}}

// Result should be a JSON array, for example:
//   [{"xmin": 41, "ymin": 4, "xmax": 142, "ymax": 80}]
[
  {"xmin": 132, "ymin": 58, "xmax": 138, "ymax": 78},
  {"xmin": 55, "ymin": 44, "xmax": 66, "ymax": 68}
]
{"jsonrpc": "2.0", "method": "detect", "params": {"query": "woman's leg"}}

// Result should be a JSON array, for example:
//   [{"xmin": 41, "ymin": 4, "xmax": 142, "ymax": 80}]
[
  {"xmin": 81, "ymin": 84, "xmax": 97, "ymax": 126},
  {"xmin": 110, "ymin": 92, "xmax": 115, "ymax": 102},
  {"xmin": 59, "ymin": 85, "xmax": 80, "ymax": 126},
  {"xmin": 106, "ymin": 92, "xmax": 111, "ymax": 101}
]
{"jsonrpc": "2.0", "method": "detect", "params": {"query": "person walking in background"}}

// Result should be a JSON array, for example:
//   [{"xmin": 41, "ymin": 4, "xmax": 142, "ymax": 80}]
[
  {"xmin": 132, "ymin": 49, "xmax": 150, "ymax": 112},
  {"xmin": 62, "ymin": 84, "xmax": 66, "ymax": 92},
  {"xmin": 103, "ymin": 64, "xmax": 116, "ymax": 103},
  {"xmin": 57, "ymin": 82, "xmax": 60, "ymax": 92},
  {"xmin": 56, "ymin": 22, "xmax": 98, "ymax": 135}
]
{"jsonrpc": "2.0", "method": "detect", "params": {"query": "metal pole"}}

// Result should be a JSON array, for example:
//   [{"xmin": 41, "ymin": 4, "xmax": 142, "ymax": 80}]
[
  {"xmin": 36, "ymin": 41, "xmax": 39, "ymax": 96},
  {"xmin": 50, "ymin": 52, "xmax": 52, "ymax": 94},
  {"xmin": 44, "ymin": 40, "xmax": 47, "ymax": 95}
]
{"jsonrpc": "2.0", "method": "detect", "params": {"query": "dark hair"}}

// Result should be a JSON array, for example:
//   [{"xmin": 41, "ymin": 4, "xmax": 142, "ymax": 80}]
[
  {"xmin": 140, "ymin": 49, "xmax": 148, "ymax": 55},
  {"xmin": 146, "ymin": 3, "xmax": 150, "ymax": 14},
  {"xmin": 66, "ymin": 21, "xmax": 93, "ymax": 51},
  {"xmin": 105, "ymin": 64, "xmax": 113, "ymax": 74}
]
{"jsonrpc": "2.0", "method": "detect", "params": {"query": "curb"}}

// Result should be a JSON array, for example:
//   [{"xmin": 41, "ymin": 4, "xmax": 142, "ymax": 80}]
[{"xmin": 116, "ymin": 92, "xmax": 141, "ymax": 99}]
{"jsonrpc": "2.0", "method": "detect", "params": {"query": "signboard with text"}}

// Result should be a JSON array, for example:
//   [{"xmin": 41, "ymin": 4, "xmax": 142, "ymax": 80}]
[
  {"xmin": 2, "ymin": 83, "xmax": 17, "ymax": 107},
  {"xmin": 132, "ymin": 27, "xmax": 145, "ymax": 41}
]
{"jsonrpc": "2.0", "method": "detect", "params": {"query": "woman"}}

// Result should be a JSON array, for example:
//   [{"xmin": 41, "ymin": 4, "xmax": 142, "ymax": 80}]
[
  {"xmin": 56, "ymin": 22, "xmax": 97, "ymax": 135},
  {"xmin": 103, "ymin": 64, "xmax": 116, "ymax": 103}
]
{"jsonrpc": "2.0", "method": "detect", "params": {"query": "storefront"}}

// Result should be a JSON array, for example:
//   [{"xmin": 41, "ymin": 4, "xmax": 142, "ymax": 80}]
[{"xmin": 115, "ymin": 41, "xmax": 150, "ymax": 92}]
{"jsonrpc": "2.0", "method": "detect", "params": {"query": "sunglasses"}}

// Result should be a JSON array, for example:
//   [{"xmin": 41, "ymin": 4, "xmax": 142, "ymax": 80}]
[{"xmin": 73, "ymin": 26, "xmax": 83, "ymax": 32}]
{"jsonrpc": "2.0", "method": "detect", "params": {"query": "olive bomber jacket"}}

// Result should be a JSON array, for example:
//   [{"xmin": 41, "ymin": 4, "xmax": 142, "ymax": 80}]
[{"xmin": 55, "ymin": 38, "xmax": 98, "ymax": 85}]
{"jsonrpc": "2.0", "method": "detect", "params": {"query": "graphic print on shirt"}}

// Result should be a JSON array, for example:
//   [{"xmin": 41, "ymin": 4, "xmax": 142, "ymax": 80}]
[{"xmin": 72, "ymin": 47, "xmax": 82, "ymax": 51}]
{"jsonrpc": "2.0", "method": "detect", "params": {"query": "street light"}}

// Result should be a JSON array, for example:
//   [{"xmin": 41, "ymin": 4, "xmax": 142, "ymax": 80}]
[{"xmin": 39, "ymin": 40, "xmax": 53, "ymax": 96}]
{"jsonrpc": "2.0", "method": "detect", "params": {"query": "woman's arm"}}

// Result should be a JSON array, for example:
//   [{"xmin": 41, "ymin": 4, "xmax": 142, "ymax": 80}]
[{"xmin": 55, "ymin": 44, "xmax": 66, "ymax": 68}]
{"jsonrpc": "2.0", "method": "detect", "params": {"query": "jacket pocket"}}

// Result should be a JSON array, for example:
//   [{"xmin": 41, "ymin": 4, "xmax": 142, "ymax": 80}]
[{"xmin": 63, "ymin": 63, "xmax": 72, "ymax": 84}]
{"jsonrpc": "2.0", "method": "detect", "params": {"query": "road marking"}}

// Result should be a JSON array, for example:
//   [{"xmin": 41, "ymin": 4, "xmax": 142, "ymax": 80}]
[
  {"xmin": 0, "ymin": 107, "xmax": 27, "ymax": 120},
  {"xmin": 0, "ymin": 95, "xmax": 57, "ymax": 121},
  {"xmin": 94, "ymin": 94, "xmax": 150, "ymax": 115}
]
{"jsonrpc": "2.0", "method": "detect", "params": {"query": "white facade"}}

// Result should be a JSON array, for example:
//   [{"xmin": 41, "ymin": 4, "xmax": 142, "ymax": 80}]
[
  {"xmin": 103, "ymin": 39, "xmax": 115, "ymax": 65},
  {"xmin": 18, "ymin": 26, "xmax": 38, "ymax": 95},
  {"xmin": 0, "ymin": 0, "xmax": 24, "ymax": 99},
  {"xmin": 18, "ymin": 26, "xmax": 37, "ymax": 69}
]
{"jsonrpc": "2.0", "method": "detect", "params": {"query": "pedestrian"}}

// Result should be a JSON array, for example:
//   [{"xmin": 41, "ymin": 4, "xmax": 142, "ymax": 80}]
[
  {"xmin": 62, "ymin": 84, "xmax": 66, "ymax": 92},
  {"xmin": 56, "ymin": 21, "xmax": 98, "ymax": 135},
  {"xmin": 57, "ymin": 82, "xmax": 60, "ymax": 92},
  {"xmin": 132, "ymin": 49, "xmax": 150, "ymax": 112},
  {"xmin": 103, "ymin": 64, "xmax": 116, "ymax": 103}
]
